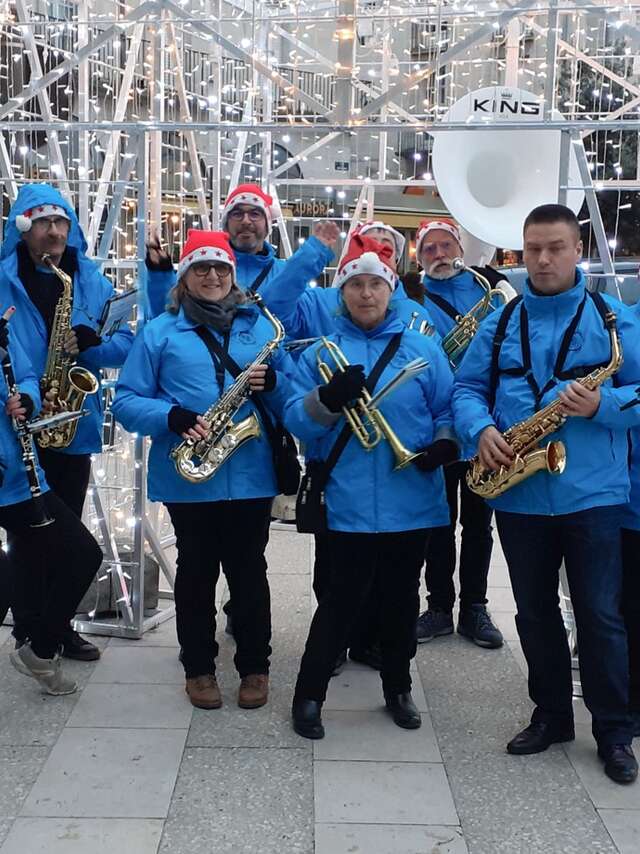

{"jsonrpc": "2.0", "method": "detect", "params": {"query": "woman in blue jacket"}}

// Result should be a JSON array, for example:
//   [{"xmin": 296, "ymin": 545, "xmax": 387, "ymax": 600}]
[
  {"xmin": 112, "ymin": 231, "xmax": 293, "ymax": 713},
  {"xmin": 453, "ymin": 205, "xmax": 640, "ymax": 785},
  {"xmin": 0, "ymin": 313, "xmax": 101, "ymax": 697},
  {"xmin": 284, "ymin": 236, "xmax": 456, "ymax": 739}
]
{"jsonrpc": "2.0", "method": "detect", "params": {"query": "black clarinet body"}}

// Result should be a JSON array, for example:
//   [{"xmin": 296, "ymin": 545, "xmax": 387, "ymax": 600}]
[{"xmin": 0, "ymin": 311, "xmax": 53, "ymax": 528}]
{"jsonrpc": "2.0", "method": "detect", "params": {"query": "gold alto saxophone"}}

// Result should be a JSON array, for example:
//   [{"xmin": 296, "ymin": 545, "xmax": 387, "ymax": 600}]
[
  {"xmin": 466, "ymin": 308, "xmax": 623, "ymax": 499},
  {"xmin": 36, "ymin": 254, "xmax": 99, "ymax": 450},
  {"xmin": 441, "ymin": 259, "xmax": 512, "ymax": 369},
  {"xmin": 171, "ymin": 293, "xmax": 285, "ymax": 483}
]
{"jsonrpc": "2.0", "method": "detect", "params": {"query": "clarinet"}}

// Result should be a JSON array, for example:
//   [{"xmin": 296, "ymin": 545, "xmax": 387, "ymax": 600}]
[{"xmin": 0, "ymin": 308, "xmax": 53, "ymax": 528}]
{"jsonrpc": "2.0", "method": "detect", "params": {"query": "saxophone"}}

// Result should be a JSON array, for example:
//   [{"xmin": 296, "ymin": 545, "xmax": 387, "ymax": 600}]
[
  {"xmin": 466, "ymin": 308, "xmax": 623, "ymax": 499},
  {"xmin": 441, "ymin": 260, "xmax": 513, "ymax": 369},
  {"xmin": 36, "ymin": 254, "xmax": 99, "ymax": 450},
  {"xmin": 171, "ymin": 293, "xmax": 285, "ymax": 483}
]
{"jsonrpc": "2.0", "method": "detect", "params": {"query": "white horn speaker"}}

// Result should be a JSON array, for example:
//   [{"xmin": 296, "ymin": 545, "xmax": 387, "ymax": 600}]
[{"xmin": 431, "ymin": 87, "xmax": 585, "ymax": 250}]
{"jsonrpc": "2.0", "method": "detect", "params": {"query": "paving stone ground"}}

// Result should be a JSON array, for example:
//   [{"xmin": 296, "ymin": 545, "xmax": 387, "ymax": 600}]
[{"xmin": 0, "ymin": 527, "xmax": 637, "ymax": 853}]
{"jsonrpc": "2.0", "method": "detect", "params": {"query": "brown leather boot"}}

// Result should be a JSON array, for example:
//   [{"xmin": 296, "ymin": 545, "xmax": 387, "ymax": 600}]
[
  {"xmin": 238, "ymin": 673, "xmax": 269, "ymax": 709},
  {"xmin": 185, "ymin": 674, "xmax": 222, "ymax": 710}
]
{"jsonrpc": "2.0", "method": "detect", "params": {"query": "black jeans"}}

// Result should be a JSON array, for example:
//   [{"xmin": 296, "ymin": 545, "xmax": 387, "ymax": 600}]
[
  {"xmin": 424, "ymin": 461, "xmax": 493, "ymax": 612},
  {"xmin": 621, "ymin": 528, "xmax": 640, "ymax": 713},
  {"xmin": 0, "ymin": 493, "xmax": 102, "ymax": 659},
  {"xmin": 496, "ymin": 507, "xmax": 631, "ymax": 746},
  {"xmin": 312, "ymin": 531, "xmax": 380, "ymax": 652},
  {"xmin": 166, "ymin": 497, "xmax": 273, "ymax": 679},
  {"xmin": 295, "ymin": 528, "xmax": 428, "ymax": 703},
  {"xmin": 7, "ymin": 449, "xmax": 92, "ymax": 640}
]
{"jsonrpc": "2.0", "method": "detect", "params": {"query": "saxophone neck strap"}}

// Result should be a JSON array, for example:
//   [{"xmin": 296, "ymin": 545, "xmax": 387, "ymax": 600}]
[{"xmin": 423, "ymin": 290, "xmax": 460, "ymax": 323}]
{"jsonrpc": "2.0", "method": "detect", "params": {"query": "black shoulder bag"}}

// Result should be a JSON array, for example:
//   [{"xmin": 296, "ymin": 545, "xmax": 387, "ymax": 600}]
[
  {"xmin": 194, "ymin": 326, "xmax": 301, "ymax": 496},
  {"xmin": 295, "ymin": 331, "xmax": 403, "ymax": 534}
]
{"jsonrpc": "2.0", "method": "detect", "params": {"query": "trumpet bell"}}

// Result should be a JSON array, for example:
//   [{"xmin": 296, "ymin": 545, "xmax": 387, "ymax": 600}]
[{"xmin": 431, "ymin": 87, "xmax": 585, "ymax": 250}]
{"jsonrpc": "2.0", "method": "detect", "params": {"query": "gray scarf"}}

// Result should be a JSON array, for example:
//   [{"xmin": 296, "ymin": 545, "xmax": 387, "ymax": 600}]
[{"xmin": 182, "ymin": 288, "xmax": 245, "ymax": 331}]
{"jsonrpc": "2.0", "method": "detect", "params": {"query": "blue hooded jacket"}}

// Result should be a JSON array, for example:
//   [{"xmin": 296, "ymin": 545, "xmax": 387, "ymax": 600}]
[
  {"xmin": 453, "ymin": 270, "xmax": 640, "ymax": 515},
  {"xmin": 0, "ymin": 334, "xmax": 48, "ymax": 507},
  {"xmin": 146, "ymin": 234, "xmax": 334, "ymax": 320},
  {"xmin": 112, "ymin": 303, "xmax": 294, "ymax": 504},
  {"xmin": 0, "ymin": 184, "xmax": 134, "ymax": 455},
  {"xmin": 283, "ymin": 312, "xmax": 453, "ymax": 533},
  {"xmin": 621, "ymin": 300, "xmax": 640, "ymax": 531}
]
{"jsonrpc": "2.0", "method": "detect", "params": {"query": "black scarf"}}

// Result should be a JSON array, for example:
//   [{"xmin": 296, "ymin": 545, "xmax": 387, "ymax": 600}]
[{"xmin": 181, "ymin": 288, "xmax": 245, "ymax": 332}]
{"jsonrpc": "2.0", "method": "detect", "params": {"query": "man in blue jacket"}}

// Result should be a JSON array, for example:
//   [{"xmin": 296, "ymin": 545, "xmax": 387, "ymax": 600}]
[
  {"xmin": 453, "ymin": 204, "xmax": 640, "ymax": 784},
  {"xmin": 416, "ymin": 219, "xmax": 512, "ymax": 651},
  {"xmin": 145, "ymin": 182, "xmax": 339, "ymax": 318},
  {"xmin": 0, "ymin": 184, "xmax": 133, "ymax": 661}
]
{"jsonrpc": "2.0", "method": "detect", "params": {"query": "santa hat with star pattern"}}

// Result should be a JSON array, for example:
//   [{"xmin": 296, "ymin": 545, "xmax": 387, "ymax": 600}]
[
  {"xmin": 220, "ymin": 184, "xmax": 275, "ymax": 232},
  {"xmin": 415, "ymin": 218, "xmax": 462, "ymax": 264},
  {"xmin": 15, "ymin": 203, "xmax": 70, "ymax": 233},
  {"xmin": 333, "ymin": 234, "xmax": 397, "ymax": 290},
  {"xmin": 177, "ymin": 230, "xmax": 236, "ymax": 280},
  {"xmin": 352, "ymin": 221, "xmax": 406, "ymax": 260}
]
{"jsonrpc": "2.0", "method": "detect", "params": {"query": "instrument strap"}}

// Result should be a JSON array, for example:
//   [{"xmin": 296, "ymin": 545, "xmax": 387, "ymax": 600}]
[
  {"xmin": 489, "ymin": 290, "xmax": 617, "ymax": 412},
  {"xmin": 423, "ymin": 291, "xmax": 460, "ymax": 323},
  {"xmin": 248, "ymin": 261, "xmax": 275, "ymax": 295},
  {"xmin": 317, "ymin": 330, "xmax": 405, "ymax": 487}
]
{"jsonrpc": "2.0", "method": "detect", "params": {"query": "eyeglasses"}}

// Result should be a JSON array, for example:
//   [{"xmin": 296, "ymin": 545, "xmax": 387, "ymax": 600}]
[
  {"xmin": 190, "ymin": 262, "xmax": 232, "ymax": 278},
  {"xmin": 228, "ymin": 208, "xmax": 265, "ymax": 223},
  {"xmin": 31, "ymin": 216, "xmax": 70, "ymax": 231}
]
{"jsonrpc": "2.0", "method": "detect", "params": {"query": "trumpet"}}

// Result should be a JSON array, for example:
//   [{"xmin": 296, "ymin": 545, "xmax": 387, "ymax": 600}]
[
  {"xmin": 408, "ymin": 311, "xmax": 436, "ymax": 337},
  {"xmin": 315, "ymin": 337, "xmax": 427, "ymax": 471}
]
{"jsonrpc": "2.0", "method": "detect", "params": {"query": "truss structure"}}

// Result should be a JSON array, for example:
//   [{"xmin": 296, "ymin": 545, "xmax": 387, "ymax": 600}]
[{"xmin": 2, "ymin": 0, "xmax": 640, "ymax": 634}]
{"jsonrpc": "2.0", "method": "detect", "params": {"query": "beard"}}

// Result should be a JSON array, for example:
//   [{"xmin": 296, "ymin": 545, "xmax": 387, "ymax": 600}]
[{"xmin": 427, "ymin": 260, "xmax": 457, "ymax": 280}]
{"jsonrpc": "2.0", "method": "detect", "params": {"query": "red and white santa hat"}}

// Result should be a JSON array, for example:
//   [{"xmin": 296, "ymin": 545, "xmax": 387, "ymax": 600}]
[
  {"xmin": 177, "ymin": 230, "xmax": 236, "ymax": 280},
  {"xmin": 415, "ymin": 218, "xmax": 462, "ymax": 264},
  {"xmin": 15, "ymin": 204, "xmax": 70, "ymax": 233},
  {"xmin": 352, "ymin": 221, "xmax": 406, "ymax": 260},
  {"xmin": 333, "ymin": 234, "xmax": 397, "ymax": 290},
  {"xmin": 220, "ymin": 183, "xmax": 275, "ymax": 232}
]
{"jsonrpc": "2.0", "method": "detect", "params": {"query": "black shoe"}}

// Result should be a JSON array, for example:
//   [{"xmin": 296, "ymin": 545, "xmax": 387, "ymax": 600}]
[
  {"xmin": 292, "ymin": 699, "xmax": 324, "ymax": 740},
  {"xmin": 348, "ymin": 643, "xmax": 382, "ymax": 671},
  {"xmin": 384, "ymin": 692, "xmax": 422, "ymax": 730},
  {"xmin": 507, "ymin": 721, "xmax": 575, "ymax": 755},
  {"xmin": 331, "ymin": 649, "xmax": 347, "ymax": 677},
  {"xmin": 457, "ymin": 604, "xmax": 503, "ymax": 649},
  {"xmin": 61, "ymin": 629, "xmax": 100, "ymax": 661},
  {"xmin": 415, "ymin": 608, "xmax": 453, "ymax": 643},
  {"xmin": 598, "ymin": 744, "xmax": 638, "ymax": 784}
]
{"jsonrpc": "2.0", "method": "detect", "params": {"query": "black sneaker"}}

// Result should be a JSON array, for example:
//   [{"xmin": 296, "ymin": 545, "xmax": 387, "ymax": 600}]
[
  {"xmin": 416, "ymin": 609, "xmax": 453, "ymax": 643},
  {"xmin": 457, "ymin": 604, "xmax": 503, "ymax": 649},
  {"xmin": 598, "ymin": 744, "xmax": 638, "ymax": 784},
  {"xmin": 61, "ymin": 628, "xmax": 101, "ymax": 661}
]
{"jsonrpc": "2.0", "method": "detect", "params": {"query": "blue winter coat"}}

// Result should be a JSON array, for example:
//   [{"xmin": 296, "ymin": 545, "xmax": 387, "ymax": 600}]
[
  {"xmin": 453, "ymin": 270, "xmax": 640, "ymax": 515},
  {"xmin": 0, "ymin": 334, "xmax": 48, "ymax": 507},
  {"xmin": 260, "ymin": 274, "xmax": 438, "ymax": 343},
  {"xmin": 422, "ymin": 269, "xmax": 510, "ymax": 344},
  {"xmin": 146, "ymin": 235, "xmax": 334, "ymax": 320},
  {"xmin": 621, "ymin": 301, "xmax": 640, "ymax": 531},
  {"xmin": 111, "ymin": 303, "xmax": 294, "ymax": 503},
  {"xmin": 0, "ymin": 184, "xmax": 134, "ymax": 455},
  {"xmin": 283, "ymin": 313, "xmax": 454, "ymax": 533}
]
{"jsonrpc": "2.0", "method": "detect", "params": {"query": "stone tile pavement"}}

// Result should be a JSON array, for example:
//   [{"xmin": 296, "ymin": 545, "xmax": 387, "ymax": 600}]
[{"xmin": 0, "ymin": 526, "xmax": 638, "ymax": 853}]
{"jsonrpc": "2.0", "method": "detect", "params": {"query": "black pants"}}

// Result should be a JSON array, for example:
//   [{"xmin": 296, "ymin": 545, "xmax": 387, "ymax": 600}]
[
  {"xmin": 312, "ymin": 531, "xmax": 380, "ymax": 652},
  {"xmin": 295, "ymin": 528, "xmax": 428, "ymax": 703},
  {"xmin": 424, "ymin": 461, "xmax": 493, "ymax": 612},
  {"xmin": 166, "ymin": 497, "xmax": 273, "ymax": 679},
  {"xmin": 6, "ymin": 449, "xmax": 92, "ymax": 640},
  {"xmin": 0, "ymin": 493, "xmax": 102, "ymax": 659},
  {"xmin": 622, "ymin": 528, "xmax": 640, "ymax": 713},
  {"xmin": 497, "ymin": 507, "xmax": 631, "ymax": 746}
]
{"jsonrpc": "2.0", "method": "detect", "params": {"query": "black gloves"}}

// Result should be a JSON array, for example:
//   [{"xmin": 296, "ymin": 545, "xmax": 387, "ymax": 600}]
[
  {"xmin": 413, "ymin": 438, "xmax": 459, "ymax": 473},
  {"xmin": 145, "ymin": 246, "xmax": 174, "ymax": 272},
  {"xmin": 318, "ymin": 364, "xmax": 366, "ymax": 413},
  {"xmin": 72, "ymin": 324, "xmax": 102, "ymax": 352},
  {"xmin": 262, "ymin": 366, "xmax": 277, "ymax": 393},
  {"xmin": 168, "ymin": 406, "xmax": 201, "ymax": 436},
  {"xmin": 18, "ymin": 393, "xmax": 35, "ymax": 421}
]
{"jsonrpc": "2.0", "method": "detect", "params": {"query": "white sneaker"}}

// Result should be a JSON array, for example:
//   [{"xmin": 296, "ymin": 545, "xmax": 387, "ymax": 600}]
[{"xmin": 10, "ymin": 643, "xmax": 77, "ymax": 695}]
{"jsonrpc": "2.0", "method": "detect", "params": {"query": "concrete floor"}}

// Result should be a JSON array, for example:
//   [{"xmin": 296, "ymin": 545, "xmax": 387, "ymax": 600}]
[{"xmin": 0, "ymin": 526, "xmax": 638, "ymax": 853}]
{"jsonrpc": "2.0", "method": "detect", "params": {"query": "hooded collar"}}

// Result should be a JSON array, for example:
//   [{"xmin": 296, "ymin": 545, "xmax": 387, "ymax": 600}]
[
  {"xmin": 422, "ymin": 269, "xmax": 475, "ymax": 295},
  {"xmin": 523, "ymin": 268, "xmax": 586, "ymax": 318},
  {"xmin": 231, "ymin": 240, "xmax": 276, "ymax": 266},
  {"xmin": 2, "ymin": 184, "xmax": 87, "ymax": 260}
]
